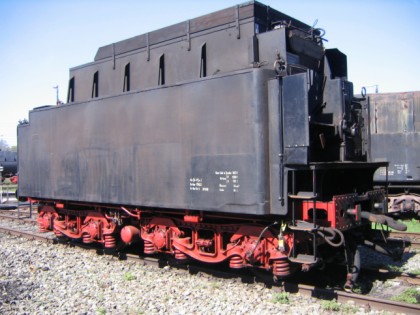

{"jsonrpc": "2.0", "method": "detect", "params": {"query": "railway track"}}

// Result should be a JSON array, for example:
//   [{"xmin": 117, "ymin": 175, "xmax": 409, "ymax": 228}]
[
  {"xmin": 0, "ymin": 225, "xmax": 55, "ymax": 243},
  {"xmin": 0, "ymin": 202, "xmax": 38, "ymax": 224},
  {"xmin": 364, "ymin": 267, "xmax": 420, "ymax": 285},
  {"xmin": 387, "ymin": 231, "xmax": 420, "ymax": 249},
  {"xmin": 0, "ymin": 217, "xmax": 418, "ymax": 314},
  {"xmin": 281, "ymin": 283, "xmax": 420, "ymax": 315},
  {"xmin": 372, "ymin": 231, "xmax": 420, "ymax": 250}
]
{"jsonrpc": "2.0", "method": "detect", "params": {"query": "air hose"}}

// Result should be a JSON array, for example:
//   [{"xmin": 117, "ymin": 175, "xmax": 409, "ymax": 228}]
[
  {"xmin": 317, "ymin": 227, "xmax": 344, "ymax": 247},
  {"xmin": 248, "ymin": 221, "xmax": 279, "ymax": 258},
  {"xmin": 360, "ymin": 212, "xmax": 407, "ymax": 231}
]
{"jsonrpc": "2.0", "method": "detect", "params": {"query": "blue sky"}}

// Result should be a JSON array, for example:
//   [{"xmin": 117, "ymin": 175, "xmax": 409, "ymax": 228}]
[{"xmin": 1, "ymin": 0, "xmax": 419, "ymax": 147}]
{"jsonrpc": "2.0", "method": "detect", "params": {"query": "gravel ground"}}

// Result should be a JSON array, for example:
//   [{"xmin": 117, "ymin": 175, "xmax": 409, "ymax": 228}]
[
  {"xmin": 360, "ymin": 245, "xmax": 420, "ymax": 301},
  {"xmin": 1, "ymin": 232, "xmax": 419, "ymax": 315}
]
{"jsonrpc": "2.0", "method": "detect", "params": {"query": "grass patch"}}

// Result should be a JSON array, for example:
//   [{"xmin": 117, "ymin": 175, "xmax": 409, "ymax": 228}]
[
  {"xmin": 123, "ymin": 271, "xmax": 137, "ymax": 281},
  {"xmin": 351, "ymin": 285, "xmax": 363, "ymax": 294},
  {"xmin": 388, "ymin": 265, "xmax": 403, "ymax": 273},
  {"xmin": 96, "ymin": 307, "xmax": 106, "ymax": 315},
  {"xmin": 403, "ymin": 219, "xmax": 420, "ymax": 233},
  {"xmin": 271, "ymin": 292, "xmax": 290, "ymax": 304},
  {"xmin": 321, "ymin": 299, "xmax": 359, "ymax": 313},
  {"xmin": 0, "ymin": 182, "xmax": 17, "ymax": 192},
  {"xmin": 372, "ymin": 219, "xmax": 420, "ymax": 233},
  {"xmin": 321, "ymin": 299, "xmax": 341, "ymax": 311},
  {"xmin": 391, "ymin": 287, "xmax": 420, "ymax": 304}
]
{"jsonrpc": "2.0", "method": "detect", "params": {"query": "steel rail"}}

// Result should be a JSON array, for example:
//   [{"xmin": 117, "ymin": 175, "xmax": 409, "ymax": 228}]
[
  {"xmin": 280, "ymin": 283, "xmax": 420, "ymax": 315},
  {"xmin": 0, "ymin": 214, "xmax": 37, "ymax": 224},
  {"xmin": 368, "ymin": 268, "xmax": 420, "ymax": 285},
  {"xmin": 0, "ymin": 226, "xmax": 55, "ymax": 243},
  {"xmin": 372, "ymin": 230, "xmax": 420, "ymax": 249}
]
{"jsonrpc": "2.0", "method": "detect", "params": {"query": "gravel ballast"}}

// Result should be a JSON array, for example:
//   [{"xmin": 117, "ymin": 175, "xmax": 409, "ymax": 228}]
[{"xmin": 0, "ymin": 232, "xmax": 418, "ymax": 315}]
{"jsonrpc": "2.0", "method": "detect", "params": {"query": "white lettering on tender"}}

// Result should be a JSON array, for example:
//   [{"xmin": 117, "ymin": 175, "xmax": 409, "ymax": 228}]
[
  {"xmin": 189, "ymin": 170, "xmax": 240, "ymax": 193},
  {"xmin": 189, "ymin": 177, "xmax": 209, "ymax": 192},
  {"xmin": 215, "ymin": 170, "xmax": 240, "ymax": 193}
]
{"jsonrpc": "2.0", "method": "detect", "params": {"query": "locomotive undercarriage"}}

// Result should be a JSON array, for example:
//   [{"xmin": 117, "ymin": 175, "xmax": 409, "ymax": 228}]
[
  {"xmin": 387, "ymin": 191, "xmax": 420, "ymax": 217},
  {"xmin": 36, "ymin": 195, "xmax": 406, "ymax": 288},
  {"xmin": 38, "ymin": 204, "xmax": 293, "ymax": 277}
]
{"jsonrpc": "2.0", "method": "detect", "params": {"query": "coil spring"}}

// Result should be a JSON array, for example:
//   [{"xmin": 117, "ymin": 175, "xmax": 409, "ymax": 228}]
[
  {"xmin": 229, "ymin": 255, "xmax": 244, "ymax": 269},
  {"xmin": 83, "ymin": 234, "xmax": 93, "ymax": 244},
  {"xmin": 174, "ymin": 249, "xmax": 187, "ymax": 260},
  {"xmin": 104, "ymin": 235, "xmax": 116, "ymax": 248},
  {"xmin": 144, "ymin": 241, "xmax": 155, "ymax": 254},
  {"xmin": 38, "ymin": 223, "xmax": 48, "ymax": 233},
  {"xmin": 272, "ymin": 258, "xmax": 290, "ymax": 277},
  {"xmin": 54, "ymin": 229, "xmax": 64, "ymax": 238}
]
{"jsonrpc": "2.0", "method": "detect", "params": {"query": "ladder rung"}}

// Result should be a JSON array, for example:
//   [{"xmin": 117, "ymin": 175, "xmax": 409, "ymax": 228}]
[
  {"xmin": 289, "ymin": 221, "xmax": 317, "ymax": 232},
  {"xmin": 289, "ymin": 254, "xmax": 319, "ymax": 264},
  {"xmin": 288, "ymin": 191, "xmax": 317, "ymax": 200},
  {"xmin": 288, "ymin": 225, "xmax": 317, "ymax": 232}
]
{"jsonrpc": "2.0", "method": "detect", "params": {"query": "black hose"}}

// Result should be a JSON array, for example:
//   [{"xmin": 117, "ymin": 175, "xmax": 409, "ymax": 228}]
[{"xmin": 248, "ymin": 221, "xmax": 278, "ymax": 258}]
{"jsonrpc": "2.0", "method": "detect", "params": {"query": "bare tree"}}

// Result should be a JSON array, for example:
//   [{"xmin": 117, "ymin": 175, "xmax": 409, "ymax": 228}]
[{"xmin": 0, "ymin": 138, "xmax": 10, "ymax": 151}]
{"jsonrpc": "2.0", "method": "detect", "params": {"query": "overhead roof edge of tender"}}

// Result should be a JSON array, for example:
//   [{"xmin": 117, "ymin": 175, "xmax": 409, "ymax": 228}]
[{"xmin": 93, "ymin": 1, "xmax": 311, "ymax": 62}]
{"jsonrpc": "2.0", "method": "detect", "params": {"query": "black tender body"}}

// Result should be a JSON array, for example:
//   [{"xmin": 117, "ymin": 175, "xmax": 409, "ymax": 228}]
[{"xmin": 18, "ymin": 2, "xmax": 380, "ymax": 215}]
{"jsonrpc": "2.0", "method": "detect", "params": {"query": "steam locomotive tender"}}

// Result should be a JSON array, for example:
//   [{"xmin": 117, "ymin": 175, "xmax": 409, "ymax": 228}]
[
  {"xmin": 18, "ymin": 2, "xmax": 405, "ymax": 289},
  {"xmin": 368, "ymin": 91, "xmax": 420, "ymax": 216}
]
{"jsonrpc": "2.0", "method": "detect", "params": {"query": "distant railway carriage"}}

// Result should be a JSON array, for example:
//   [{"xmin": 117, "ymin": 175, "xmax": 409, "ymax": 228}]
[
  {"xmin": 368, "ymin": 91, "xmax": 420, "ymax": 216},
  {"xmin": 0, "ymin": 151, "xmax": 17, "ymax": 181},
  {"xmin": 18, "ymin": 1, "xmax": 405, "ymax": 290}
]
